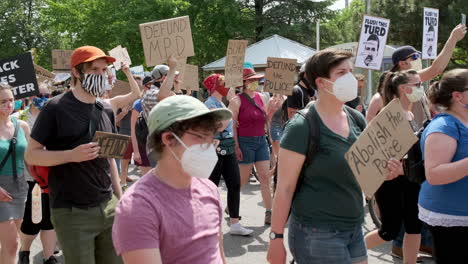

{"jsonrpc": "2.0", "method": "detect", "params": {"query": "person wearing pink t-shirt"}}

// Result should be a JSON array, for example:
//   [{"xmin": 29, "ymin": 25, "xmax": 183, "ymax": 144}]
[{"xmin": 112, "ymin": 95, "xmax": 232, "ymax": 264}]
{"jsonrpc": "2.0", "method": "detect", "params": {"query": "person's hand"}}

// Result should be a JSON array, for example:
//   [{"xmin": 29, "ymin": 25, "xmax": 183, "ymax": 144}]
[
  {"xmin": 122, "ymin": 105, "xmax": 131, "ymax": 115},
  {"xmin": 133, "ymin": 150, "xmax": 142, "ymax": 164},
  {"xmin": 0, "ymin": 187, "xmax": 12, "ymax": 202},
  {"xmin": 450, "ymin": 24, "xmax": 467, "ymax": 42},
  {"xmin": 270, "ymin": 95, "xmax": 283, "ymax": 112},
  {"xmin": 386, "ymin": 158, "xmax": 403, "ymax": 181},
  {"xmin": 167, "ymin": 55, "xmax": 178, "ymax": 69},
  {"xmin": 356, "ymin": 104, "xmax": 363, "ymax": 113},
  {"xmin": 69, "ymin": 142, "xmax": 100, "ymax": 163},
  {"xmin": 121, "ymin": 62, "xmax": 130, "ymax": 75},
  {"xmin": 235, "ymin": 145, "xmax": 243, "ymax": 161},
  {"xmin": 267, "ymin": 239, "xmax": 287, "ymax": 264}
]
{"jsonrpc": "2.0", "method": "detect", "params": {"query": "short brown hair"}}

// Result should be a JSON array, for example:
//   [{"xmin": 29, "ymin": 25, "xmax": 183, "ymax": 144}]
[
  {"xmin": 382, "ymin": 70, "xmax": 418, "ymax": 106},
  {"xmin": 71, "ymin": 61, "xmax": 93, "ymax": 86},
  {"xmin": 147, "ymin": 114, "xmax": 222, "ymax": 161},
  {"xmin": 427, "ymin": 69, "xmax": 468, "ymax": 109},
  {"xmin": 304, "ymin": 49, "xmax": 353, "ymax": 90}
]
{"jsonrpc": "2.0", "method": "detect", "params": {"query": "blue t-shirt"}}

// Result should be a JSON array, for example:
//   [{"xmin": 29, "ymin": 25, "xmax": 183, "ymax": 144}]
[
  {"xmin": 133, "ymin": 99, "xmax": 143, "ymax": 113},
  {"xmin": 419, "ymin": 113, "xmax": 468, "ymax": 216},
  {"xmin": 204, "ymin": 96, "xmax": 233, "ymax": 139}
]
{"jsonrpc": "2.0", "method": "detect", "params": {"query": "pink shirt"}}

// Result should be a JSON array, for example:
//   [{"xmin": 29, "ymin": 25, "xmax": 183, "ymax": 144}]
[
  {"xmin": 237, "ymin": 92, "xmax": 267, "ymax": 137},
  {"xmin": 112, "ymin": 171, "xmax": 223, "ymax": 264}
]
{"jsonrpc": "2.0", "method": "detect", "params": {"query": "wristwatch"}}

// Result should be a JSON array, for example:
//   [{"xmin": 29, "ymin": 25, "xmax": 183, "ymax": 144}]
[{"xmin": 269, "ymin": 231, "xmax": 284, "ymax": 240}]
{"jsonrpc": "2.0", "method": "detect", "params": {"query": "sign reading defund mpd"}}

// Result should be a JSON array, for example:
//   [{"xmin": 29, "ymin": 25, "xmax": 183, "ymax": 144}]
[
  {"xmin": 345, "ymin": 99, "xmax": 418, "ymax": 197},
  {"xmin": 139, "ymin": 16, "xmax": 195, "ymax": 67},
  {"xmin": 264, "ymin": 57, "xmax": 297, "ymax": 96},
  {"xmin": 0, "ymin": 53, "xmax": 39, "ymax": 99}
]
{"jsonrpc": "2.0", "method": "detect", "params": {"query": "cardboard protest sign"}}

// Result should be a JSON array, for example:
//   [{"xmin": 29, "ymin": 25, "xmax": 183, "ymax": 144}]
[
  {"xmin": 345, "ymin": 99, "xmax": 418, "ymax": 197},
  {"xmin": 34, "ymin": 64, "xmax": 55, "ymax": 86},
  {"xmin": 422, "ymin": 8, "xmax": 439, "ymax": 59},
  {"xmin": 108, "ymin": 45, "xmax": 132, "ymax": 70},
  {"xmin": 139, "ymin": 16, "xmax": 194, "ymax": 67},
  {"xmin": 52, "ymin": 49, "xmax": 73, "ymax": 71},
  {"xmin": 175, "ymin": 57, "xmax": 187, "ymax": 74},
  {"xmin": 109, "ymin": 80, "xmax": 131, "ymax": 98},
  {"xmin": 264, "ymin": 57, "xmax": 297, "ymax": 96},
  {"xmin": 93, "ymin": 131, "xmax": 130, "ymax": 159},
  {"xmin": 0, "ymin": 53, "xmax": 39, "ymax": 99},
  {"xmin": 224, "ymin": 40, "xmax": 248, "ymax": 88},
  {"xmin": 182, "ymin": 64, "xmax": 199, "ymax": 91},
  {"xmin": 355, "ymin": 15, "xmax": 390, "ymax": 70},
  {"xmin": 130, "ymin": 65, "xmax": 144, "ymax": 77}
]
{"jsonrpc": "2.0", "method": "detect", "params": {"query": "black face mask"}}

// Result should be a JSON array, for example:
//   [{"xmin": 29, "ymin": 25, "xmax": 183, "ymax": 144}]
[{"xmin": 153, "ymin": 81, "xmax": 161, "ymax": 88}]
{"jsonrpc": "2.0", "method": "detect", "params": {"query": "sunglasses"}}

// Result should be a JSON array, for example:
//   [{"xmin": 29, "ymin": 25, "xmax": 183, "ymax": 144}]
[
  {"xmin": 404, "ymin": 82, "xmax": 422, "ymax": 87},
  {"xmin": 405, "ymin": 53, "xmax": 420, "ymax": 61}
]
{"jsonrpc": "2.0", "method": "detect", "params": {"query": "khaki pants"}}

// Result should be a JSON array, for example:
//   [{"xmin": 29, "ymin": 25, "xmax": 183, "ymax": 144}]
[{"xmin": 51, "ymin": 195, "xmax": 122, "ymax": 264}]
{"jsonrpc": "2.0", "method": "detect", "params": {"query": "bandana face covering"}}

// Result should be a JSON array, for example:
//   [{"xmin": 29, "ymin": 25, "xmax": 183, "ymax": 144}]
[{"xmin": 81, "ymin": 73, "xmax": 108, "ymax": 97}]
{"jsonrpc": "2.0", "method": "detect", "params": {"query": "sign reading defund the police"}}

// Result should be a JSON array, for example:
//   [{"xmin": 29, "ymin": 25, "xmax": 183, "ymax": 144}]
[
  {"xmin": 355, "ymin": 15, "xmax": 390, "ymax": 71},
  {"xmin": 0, "ymin": 53, "xmax": 39, "ymax": 99},
  {"xmin": 93, "ymin": 131, "xmax": 130, "ymax": 159},
  {"xmin": 139, "ymin": 16, "xmax": 195, "ymax": 67},
  {"xmin": 345, "ymin": 99, "xmax": 418, "ymax": 197},
  {"xmin": 422, "ymin": 8, "xmax": 439, "ymax": 59},
  {"xmin": 264, "ymin": 57, "xmax": 297, "ymax": 96}
]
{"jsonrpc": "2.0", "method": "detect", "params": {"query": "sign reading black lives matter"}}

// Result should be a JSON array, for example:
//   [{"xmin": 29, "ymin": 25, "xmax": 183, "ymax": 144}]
[
  {"xmin": 92, "ymin": 131, "xmax": 130, "ymax": 159},
  {"xmin": 355, "ymin": 15, "xmax": 390, "ymax": 71},
  {"xmin": 422, "ymin": 8, "xmax": 439, "ymax": 59},
  {"xmin": 224, "ymin": 40, "xmax": 248, "ymax": 88},
  {"xmin": 264, "ymin": 57, "xmax": 297, "ymax": 96},
  {"xmin": 139, "ymin": 16, "xmax": 195, "ymax": 67},
  {"xmin": 345, "ymin": 99, "xmax": 418, "ymax": 197},
  {"xmin": 0, "ymin": 53, "xmax": 39, "ymax": 99}
]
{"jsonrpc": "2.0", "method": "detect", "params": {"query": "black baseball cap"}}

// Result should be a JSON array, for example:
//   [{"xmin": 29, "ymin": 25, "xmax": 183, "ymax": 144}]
[{"xmin": 392, "ymin": 46, "xmax": 419, "ymax": 65}]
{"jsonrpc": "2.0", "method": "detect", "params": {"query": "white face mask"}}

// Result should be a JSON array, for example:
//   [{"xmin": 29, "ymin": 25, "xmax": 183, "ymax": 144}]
[
  {"xmin": 323, "ymin": 72, "xmax": 358, "ymax": 102},
  {"xmin": 410, "ymin": 59, "xmax": 423, "ymax": 71},
  {"xmin": 168, "ymin": 133, "xmax": 218, "ymax": 179},
  {"xmin": 406, "ymin": 85, "xmax": 425, "ymax": 103}
]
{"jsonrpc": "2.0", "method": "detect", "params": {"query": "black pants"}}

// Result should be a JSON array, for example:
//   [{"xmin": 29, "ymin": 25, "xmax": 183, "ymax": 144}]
[
  {"xmin": 429, "ymin": 225, "xmax": 468, "ymax": 263},
  {"xmin": 375, "ymin": 176, "xmax": 422, "ymax": 241},
  {"xmin": 21, "ymin": 181, "xmax": 54, "ymax": 235},
  {"xmin": 209, "ymin": 153, "xmax": 241, "ymax": 219}
]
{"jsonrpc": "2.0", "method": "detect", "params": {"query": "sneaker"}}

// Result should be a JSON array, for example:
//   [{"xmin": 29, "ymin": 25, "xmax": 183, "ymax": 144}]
[
  {"xmin": 265, "ymin": 210, "xmax": 272, "ymax": 225},
  {"xmin": 229, "ymin": 223, "xmax": 253, "ymax": 236},
  {"xmin": 43, "ymin": 256, "xmax": 58, "ymax": 264},
  {"xmin": 18, "ymin": 251, "xmax": 30, "ymax": 264}
]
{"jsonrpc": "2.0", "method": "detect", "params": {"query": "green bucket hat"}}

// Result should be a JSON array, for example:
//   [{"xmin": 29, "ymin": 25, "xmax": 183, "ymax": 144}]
[{"xmin": 147, "ymin": 95, "xmax": 232, "ymax": 134}]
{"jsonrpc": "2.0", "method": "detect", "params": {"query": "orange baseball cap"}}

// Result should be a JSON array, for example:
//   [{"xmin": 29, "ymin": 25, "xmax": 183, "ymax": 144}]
[{"xmin": 70, "ymin": 46, "xmax": 116, "ymax": 68}]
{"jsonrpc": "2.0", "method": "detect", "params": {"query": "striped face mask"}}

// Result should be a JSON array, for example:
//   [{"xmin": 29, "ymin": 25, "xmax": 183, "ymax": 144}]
[{"xmin": 81, "ymin": 73, "xmax": 108, "ymax": 97}]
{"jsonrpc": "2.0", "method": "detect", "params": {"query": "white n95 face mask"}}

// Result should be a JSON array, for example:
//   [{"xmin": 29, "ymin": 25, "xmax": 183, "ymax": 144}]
[
  {"xmin": 410, "ymin": 59, "xmax": 423, "ymax": 71},
  {"xmin": 323, "ymin": 72, "xmax": 358, "ymax": 102},
  {"xmin": 406, "ymin": 85, "xmax": 425, "ymax": 103},
  {"xmin": 168, "ymin": 133, "xmax": 218, "ymax": 179}
]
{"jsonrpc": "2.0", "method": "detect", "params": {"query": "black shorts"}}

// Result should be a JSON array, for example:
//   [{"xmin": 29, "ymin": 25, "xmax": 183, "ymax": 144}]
[{"xmin": 20, "ymin": 181, "xmax": 54, "ymax": 235}]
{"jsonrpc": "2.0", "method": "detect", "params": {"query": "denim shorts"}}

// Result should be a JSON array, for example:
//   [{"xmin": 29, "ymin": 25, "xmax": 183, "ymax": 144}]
[
  {"xmin": 238, "ymin": 136, "xmax": 270, "ymax": 165},
  {"xmin": 288, "ymin": 216, "xmax": 367, "ymax": 264},
  {"xmin": 270, "ymin": 123, "xmax": 284, "ymax": 142}
]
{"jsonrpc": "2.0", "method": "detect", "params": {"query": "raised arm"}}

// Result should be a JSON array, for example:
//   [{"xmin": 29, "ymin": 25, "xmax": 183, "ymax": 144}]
[
  {"xmin": 419, "ymin": 24, "xmax": 467, "ymax": 82},
  {"xmin": 109, "ymin": 63, "xmax": 141, "ymax": 112},
  {"xmin": 157, "ymin": 56, "xmax": 177, "ymax": 101}
]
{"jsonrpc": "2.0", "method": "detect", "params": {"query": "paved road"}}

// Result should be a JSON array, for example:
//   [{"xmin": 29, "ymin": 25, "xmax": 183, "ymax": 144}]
[{"xmin": 28, "ymin": 167, "xmax": 434, "ymax": 263}]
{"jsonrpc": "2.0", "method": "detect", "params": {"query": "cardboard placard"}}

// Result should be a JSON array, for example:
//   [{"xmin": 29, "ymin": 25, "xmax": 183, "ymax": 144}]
[
  {"xmin": 224, "ymin": 40, "xmax": 248, "ymax": 88},
  {"xmin": 110, "ymin": 80, "xmax": 131, "ymax": 98},
  {"xmin": 345, "ymin": 99, "xmax": 418, "ymax": 197},
  {"xmin": 264, "ymin": 57, "xmax": 297, "ymax": 96},
  {"xmin": 139, "ymin": 16, "xmax": 195, "ymax": 67},
  {"xmin": 355, "ymin": 15, "xmax": 390, "ymax": 70},
  {"xmin": 34, "ymin": 64, "xmax": 55, "ymax": 79},
  {"xmin": 422, "ymin": 8, "xmax": 439, "ymax": 59},
  {"xmin": 182, "ymin": 64, "xmax": 199, "ymax": 91},
  {"xmin": 108, "ymin": 45, "xmax": 132, "ymax": 70},
  {"xmin": 92, "ymin": 131, "xmax": 130, "ymax": 159},
  {"xmin": 0, "ymin": 53, "xmax": 40, "ymax": 99},
  {"xmin": 130, "ymin": 65, "xmax": 144, "ymax": 77},
  {"xmin": 52, "ymin": 49, "xmax": 73, "ymax": 70}
]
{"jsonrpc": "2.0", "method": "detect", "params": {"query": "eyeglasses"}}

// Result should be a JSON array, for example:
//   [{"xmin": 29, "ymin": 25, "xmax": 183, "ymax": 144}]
[
  {"xmin": 405, "ymin": 53, "xmax": 420, "ymax": 61},
  {"xmin": 185, "ymin": 131, "xmax": 219, "ymax": 150}
]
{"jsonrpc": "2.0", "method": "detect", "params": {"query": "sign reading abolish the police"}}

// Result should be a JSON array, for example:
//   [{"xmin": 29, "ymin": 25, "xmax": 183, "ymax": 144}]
[
  {"xmin": 422, "ymin": 7, "xmax": 439, "ymax": 59},
  {"xmin": 345, "ymin": 99, "xmax": 418, "ymax": 197},
  {"xmin": 52, "ymin": 49, "xmax": 73, "ymax": 71},
  {"xmin": 0, "ymin": 53, "xmax": 39, "ymax": 99},
  {"xmin": 224, "ymin": 40, "xmax": 248, "ymax": 88},
  {"xmin": 355, "ymin": 15, "xmax": 390, "ymax": 71},
  {"xmin": 139, "ymin": 16, "xmax": 195, "ymax": 67},
  {"xmin": 264, "ymin": 57, "xmax": 297, "ymax": 96},
  {"xmin": 93, "ymin": 131, "xmax": 130, "ymax": 159}
]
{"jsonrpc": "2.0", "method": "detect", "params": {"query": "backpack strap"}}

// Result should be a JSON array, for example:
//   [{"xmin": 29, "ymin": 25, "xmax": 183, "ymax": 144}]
[
  {"xmin": 344, "ymin": 105, "xmax": 366, "ymax": 131},
  {"xmin": 89, "ymin": 100, "xmax": 103, "ymax": 140},
  {"xmin": 0, "ymin": 118, "xmax": 19, "ymax": 177}
]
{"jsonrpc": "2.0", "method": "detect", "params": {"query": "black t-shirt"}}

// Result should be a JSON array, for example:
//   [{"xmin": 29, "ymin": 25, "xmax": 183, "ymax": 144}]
[
  {"xmin": 287, "ymin": 84, "xmax": 313, "ymax": 110},
  {"xmin": 31, "ymin": 91, "xmax": 115, "ymax": 209}
]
